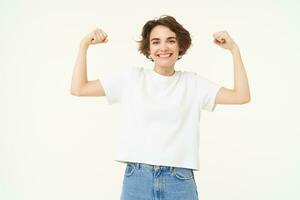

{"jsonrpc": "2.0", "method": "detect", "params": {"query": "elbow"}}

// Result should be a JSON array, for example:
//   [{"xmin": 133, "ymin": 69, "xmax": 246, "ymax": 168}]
[
  {"xmin": 70, "ymin": 90, "xmax": 78, "ymax": 96},
  {"xmin": 241, "ymin": 98, "xmax": 251, "ymax": 104},
  {"xmin": 235, "ymin": 90, "xmax": 251, "ymax": 104},
  {"xmin": 239, "ymin": 96, "xmax": 251, "ymax": 104},
  {"xmin": 70, "ymin": 83, "xmax": 86, "ymax": 96},
  {"xmin": 70, "ymin": 88, "xmax": 81, "ymax": 96}
]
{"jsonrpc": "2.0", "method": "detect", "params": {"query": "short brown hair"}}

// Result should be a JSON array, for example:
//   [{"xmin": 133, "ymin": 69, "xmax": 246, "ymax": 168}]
[{"xmin": 137, "ymin": 15, "xmax": 192, "ymax": 61}]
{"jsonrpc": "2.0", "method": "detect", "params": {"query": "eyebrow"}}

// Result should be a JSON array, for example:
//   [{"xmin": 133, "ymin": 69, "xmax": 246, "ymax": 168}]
[{"xmin": 150, "ymin": 37, "xmax": 177, "ymax": 42}]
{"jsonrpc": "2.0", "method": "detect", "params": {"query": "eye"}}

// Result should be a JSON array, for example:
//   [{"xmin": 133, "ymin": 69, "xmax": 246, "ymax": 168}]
[
  {"xmin": 152, "ymin": 41, "xmax": 159, "ymax": 45},
  {"xmin": 169, "ymin": 40, "xmax": 176, "ymax": 43}
]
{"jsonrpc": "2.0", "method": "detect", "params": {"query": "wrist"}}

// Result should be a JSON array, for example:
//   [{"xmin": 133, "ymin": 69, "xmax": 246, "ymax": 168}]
[
  {"xmin": 80, "ymin": 40, "xmax": 90, "ymax": 49},
  {"xmin": 230, "ymin": 44, "xmax": 240, "ymax": 54}
]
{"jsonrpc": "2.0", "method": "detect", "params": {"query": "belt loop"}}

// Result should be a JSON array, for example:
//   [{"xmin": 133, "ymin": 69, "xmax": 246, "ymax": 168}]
[
  {"xmin": 137, "ymin": 163, "xmax": 140, "ymax": 169},
  {"xmin": 171, "ymin": 167, "xmax": 175, "ymax": 173}
]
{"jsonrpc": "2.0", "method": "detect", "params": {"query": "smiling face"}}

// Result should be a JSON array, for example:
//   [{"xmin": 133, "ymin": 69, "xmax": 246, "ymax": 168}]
[{"xmin": 148, "ymin": 25, "xmax": 181, "ymax": 69}]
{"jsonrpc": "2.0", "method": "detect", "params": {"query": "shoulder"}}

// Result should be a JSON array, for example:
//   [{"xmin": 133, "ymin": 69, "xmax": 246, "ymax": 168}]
[
  {"xmin": 179, "ymin": 70, "xmax": 218, "ymax": 89},
  {"xmin": 128, "ymin": 66, "xmax": 145, "ymax": 74},
  {"xmin": 119, "ymin": 66, "xmax": 147, "ymax": 81},
  {"xmin": 178, "ymin": 70, "xmax": 200, "ymax": 81},
  {"xmin": 183, "ymin": 70, "xmax": 211, "ymax": 83},
  {"xmin": 130, "ymin": 66, "xmax": 154, "ymax": 77},
  {"xmin": 117, "ymin": 66, "xmax": 142, "ymax": 77}
]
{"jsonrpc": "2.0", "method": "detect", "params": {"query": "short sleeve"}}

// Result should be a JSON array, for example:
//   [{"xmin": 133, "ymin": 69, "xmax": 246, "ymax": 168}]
[
  {"xmin": 99, "ymin": 68, "xmax": 132, "ymax": 105},
  {"xmin": 196, "ymin": 74, "xmax": 223, "ymax": 112}
]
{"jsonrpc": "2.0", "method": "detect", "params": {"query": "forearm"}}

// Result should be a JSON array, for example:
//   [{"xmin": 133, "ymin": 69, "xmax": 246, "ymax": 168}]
[
  {"xmin": 230, "ymin": 46, "xmax": 251, "ymax": 102},
  {"xmin": 70, "ymin": 43, "xmax": 89, "ymax": 94}
]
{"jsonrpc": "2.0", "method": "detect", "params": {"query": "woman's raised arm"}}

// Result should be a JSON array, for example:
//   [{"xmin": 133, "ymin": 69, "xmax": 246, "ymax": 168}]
[{"xmin": 70, "ymin": 28, "xmax": 108, "ymax": 96}]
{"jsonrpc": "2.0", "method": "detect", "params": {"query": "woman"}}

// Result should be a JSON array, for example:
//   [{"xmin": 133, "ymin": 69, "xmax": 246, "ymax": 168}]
[{"xmin": 70, "ymin": 15, "xmax": 251, "ymax": 200}]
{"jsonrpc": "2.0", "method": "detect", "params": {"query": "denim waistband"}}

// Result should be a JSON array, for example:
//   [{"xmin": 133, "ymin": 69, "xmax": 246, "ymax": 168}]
[{"xmin": 127, "ymin": 162, "xmax": 175, "ymax": 172}]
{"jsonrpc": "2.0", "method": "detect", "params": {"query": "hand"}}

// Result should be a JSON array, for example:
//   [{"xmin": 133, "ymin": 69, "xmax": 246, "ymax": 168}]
[
  {"xmin": 80, "ymin": 28, "xmax": 108, "ymax": 47},
  {"xmin": 213, "ymin": 30, "xmax": 238, "ymax": 51}
]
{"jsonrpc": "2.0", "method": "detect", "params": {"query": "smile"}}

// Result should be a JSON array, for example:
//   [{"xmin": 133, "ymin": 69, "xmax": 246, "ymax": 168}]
[{"xmin": 157, "ymin": 53, "xmax": 173, "ymax": 58}]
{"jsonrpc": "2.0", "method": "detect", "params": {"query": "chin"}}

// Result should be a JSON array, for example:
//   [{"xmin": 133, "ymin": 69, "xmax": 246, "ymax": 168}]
[
  {"xmin": 155, "ymin": 62, "xmax": 175, "ymax": 67},
  {"xmin": 154, "ymin": 59, "xmax": 176, "ymax": 66}
]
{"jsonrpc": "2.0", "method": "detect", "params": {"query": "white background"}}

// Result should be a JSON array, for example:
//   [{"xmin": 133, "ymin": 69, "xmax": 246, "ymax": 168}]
[{"xmin": 1, "ymin": 0, "xmax": 299, "ymax": 199}]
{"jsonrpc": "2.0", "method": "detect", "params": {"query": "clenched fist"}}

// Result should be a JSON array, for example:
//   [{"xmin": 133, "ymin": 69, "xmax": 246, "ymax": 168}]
[
  {"xmin": 213, "ymin": 30, "xmax": 238, "ymax": 51},
  {"xmin": 80, "ymin": 28, "xmax": 108, "ymax": 47}
]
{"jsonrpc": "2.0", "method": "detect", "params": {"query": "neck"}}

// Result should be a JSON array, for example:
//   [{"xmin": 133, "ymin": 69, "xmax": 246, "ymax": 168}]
[{"xmin": 153, "ymin": 65, "xmax": 175, "ymax": 76}]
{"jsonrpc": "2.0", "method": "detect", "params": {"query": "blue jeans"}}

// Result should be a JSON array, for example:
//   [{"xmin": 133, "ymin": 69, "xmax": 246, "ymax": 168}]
[{"xmin": 120, "ymin": 162, "xmax": 199, "ymax": 200}]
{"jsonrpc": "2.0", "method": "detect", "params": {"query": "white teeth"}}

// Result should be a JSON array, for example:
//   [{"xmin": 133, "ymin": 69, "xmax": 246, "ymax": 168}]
[{"xmin": 158, "ymin": 54, "xmax": 171, "ymax": 58}]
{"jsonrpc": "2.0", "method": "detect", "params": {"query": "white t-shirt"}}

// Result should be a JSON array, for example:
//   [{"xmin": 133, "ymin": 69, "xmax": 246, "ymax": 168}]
[{"xmin": 99, "ymin": 67, "xmax": 222, "ymax": 170}]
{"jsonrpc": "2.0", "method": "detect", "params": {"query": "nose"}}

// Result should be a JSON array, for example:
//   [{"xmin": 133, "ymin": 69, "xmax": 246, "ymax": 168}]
[{"xmin": 159, "ymin": 42, "xmax": 168, "ymax": 51}]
